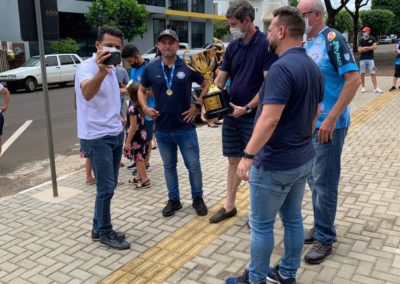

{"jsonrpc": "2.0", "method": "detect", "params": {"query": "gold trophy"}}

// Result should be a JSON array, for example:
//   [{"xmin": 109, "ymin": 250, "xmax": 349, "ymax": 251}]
[{"xmin": 183, "ymin": 38, "xmax": 231, "ymax": 119}]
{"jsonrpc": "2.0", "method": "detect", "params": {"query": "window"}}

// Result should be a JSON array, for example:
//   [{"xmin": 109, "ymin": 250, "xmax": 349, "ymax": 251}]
[
  {"xmin": 170, "ymin": 0, "xmax": 188, "ymax": 11},
  {"xmin": 72, "ymin": 55, "xmax": 81, "ymax": 64},
  {"xmin": 191, "ymin": 22, "xmax": 205, "ymax": 48},
  {"xmin": 192, "ymin": 0, "xmax": 204, "ymax": 13},
  {"xmin": 45, "ymin": 56, "xmax": 58, "ymax": 67},
  {"xmin": 169, "ymin": 21, "xmax": 188, "ymax": 43},
  {"xmin": 59, "ymin": 55, "xmax": 74, "ymax": 65},
  {"xmin": 138, "ymin": 0, "xmax": 165, "ymax": 7},
  {"xmin": 153, "ymin": 18, "xmax": 166, "ymax": 45}
]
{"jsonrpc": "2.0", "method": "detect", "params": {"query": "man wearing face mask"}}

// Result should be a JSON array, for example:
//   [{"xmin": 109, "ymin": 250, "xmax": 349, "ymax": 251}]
[
  {"xmin": 75, "ymin": 26, "xmax": 130, "ymax": 250},
  {"xmin": 297, "ymin": 0, "xmax": 361, "ymax": 264},
  {"xmin": 358, "ymin": 26, "xmax": 383, "ymax": 93},
  {"xmin": 210, "ymin": 0, "xmax": 278, "ymax": 224}
]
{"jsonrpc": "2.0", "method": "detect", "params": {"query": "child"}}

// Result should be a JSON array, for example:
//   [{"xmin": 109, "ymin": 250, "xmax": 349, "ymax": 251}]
[
  {"xmin": 389, "ymin": 41, "xmax": 400, "ymax": 92},
  {"xmin": 124, "ymin": 84, "xmax": 150, "ymax": 189}
]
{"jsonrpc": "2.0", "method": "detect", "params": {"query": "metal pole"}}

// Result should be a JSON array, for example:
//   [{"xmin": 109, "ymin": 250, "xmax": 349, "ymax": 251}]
[{"xmin": 34, "ymin": 0, "xmax": 58, "ymax": 197}]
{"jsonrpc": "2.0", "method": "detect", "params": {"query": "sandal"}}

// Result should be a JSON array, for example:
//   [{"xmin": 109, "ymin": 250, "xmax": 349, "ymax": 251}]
[
  {"xmin": 117, "ymin": 180, "xmax": 125, "ymax": 186},
  {"xmin": 85, "ymin": 177, "xmax": 96, "ymax": 185},
  {"xmin": 135, "ymin": 179, "xmax": 151, "ymax": 190},
  {"xmin": 128, "ymin": 177, "xmax": 141, "ymax": 184}
]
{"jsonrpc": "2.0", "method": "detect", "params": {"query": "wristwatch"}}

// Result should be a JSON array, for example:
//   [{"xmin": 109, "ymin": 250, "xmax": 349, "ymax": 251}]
[
  {"xmin": 194, "ymin": 103, "xmax": 202, "ymax": 111},
  {"xmin": 242, "ymin": 150, "xmax": 255, "ymax": 159},
  {"xmin": 245, "ymin": 105, "xmax": 252, "ymax": 114}
]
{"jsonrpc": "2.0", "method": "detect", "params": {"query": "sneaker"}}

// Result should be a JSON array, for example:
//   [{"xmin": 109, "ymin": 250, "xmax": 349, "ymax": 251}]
[
  {"xmin": 361, "ymin": 87, "xmax": 366, "ymax": 93},
  {"xmin": 192, "ymin": 196, "xmax": 208, "ymax": 216},
  {"xmin": 373, "ymin": 88, "xmax": 383, "ymax": 93},
  {"xmin": 226, "ymin": 270, "xmax": 266, "ymax": 284},
  {"xmin": 209, "ymin": 207, "xmax": 237, "ymax": 223},
  {"xmin": 304, "ymin": 228, "xmax": 337, "ymax": 244},
  {"xmin": 127, "ymin": 162, "xmax": 136, "ymax": 169},
  {"xmin": 389, "ymin": 86, "xmax": 396, "ymax": 92},
  {"xmin": 267, "ymin": 265, "xmax": 296, "ymax": 284},
  {"xmin": 304, "ymin": 241, "xmax": 333, "ymax": 264},
  {"xmin": 162, "ymin": 199, "xmax": 182, "ymax": 217},
  {"xmin": 99, "ymin": 231, "xmax": 130, "ymax": 250},
  {"xmin": 91, "ymin": 229, "xmax": 126, "ymax": 241}
]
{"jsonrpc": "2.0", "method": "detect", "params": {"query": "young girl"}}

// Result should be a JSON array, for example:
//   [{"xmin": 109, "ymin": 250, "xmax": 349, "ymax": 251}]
[{"xmin": 124, "ymin": 84, "xmax": 150, "ymax": 189}]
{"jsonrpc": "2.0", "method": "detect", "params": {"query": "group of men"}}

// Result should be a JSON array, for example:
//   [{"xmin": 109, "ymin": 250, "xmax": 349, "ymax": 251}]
[{"xmin": 74, "ymin": 0, "xmax": 361, "ymax": 282}]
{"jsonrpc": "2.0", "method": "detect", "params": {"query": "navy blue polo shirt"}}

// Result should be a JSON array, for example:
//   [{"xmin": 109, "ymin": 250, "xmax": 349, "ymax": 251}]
[
  {"xmin": 140, "ymin": 56, "xmax": 204, "ymax": 132},
  {"xmin": 253, "ymin": 47, "xmax": 324, "ymax": 171},
  {"xmin": 219, "ymin": 28, "xmax": 278, "ymax": 113}
]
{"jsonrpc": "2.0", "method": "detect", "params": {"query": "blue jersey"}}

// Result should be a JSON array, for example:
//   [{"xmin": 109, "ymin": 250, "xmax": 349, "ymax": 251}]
[
  {"xmin": 396, "ymin": 42, "xmax": 400, "ymax": 65},
  {"xmin": 132, "ymin": 59, "xmax": 155, "ymax": 121},
  {"xmin": 304, "ymin": 27, "xmax": 358, "ymax": 129}
]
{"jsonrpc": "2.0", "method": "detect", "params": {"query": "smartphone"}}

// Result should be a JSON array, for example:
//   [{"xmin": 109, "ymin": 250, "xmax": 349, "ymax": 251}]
[{"xmin": 103, "ymin": 51, "xmax": 121, "ymax": 66}]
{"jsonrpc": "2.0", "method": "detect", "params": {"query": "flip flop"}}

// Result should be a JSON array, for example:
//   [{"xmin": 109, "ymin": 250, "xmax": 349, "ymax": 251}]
[{"xmin": 85, "ymin": 178, "xmax": 96, "ymax": 185}]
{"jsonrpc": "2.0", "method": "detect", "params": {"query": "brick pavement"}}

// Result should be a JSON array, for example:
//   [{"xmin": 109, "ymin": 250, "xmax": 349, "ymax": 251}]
[{"xmin": 0, "ymin": 77, "xmax": 399, "ymax": 284}]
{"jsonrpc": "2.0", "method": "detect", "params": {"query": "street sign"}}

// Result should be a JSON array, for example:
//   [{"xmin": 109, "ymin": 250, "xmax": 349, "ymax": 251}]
[{"xmin": 18, "ymin": 0, "xmax": 59, "ymax": 41}]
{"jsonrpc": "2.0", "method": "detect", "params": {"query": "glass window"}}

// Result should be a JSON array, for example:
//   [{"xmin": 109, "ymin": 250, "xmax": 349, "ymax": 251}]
[
  {"xmin": 138, "ymin": 0, "xmax": 165, "ymax": 7},
  {"xmin": 59, "ymin": 55, "xmax": 74, "ymax": 65},
  {"xmin": 71, "ymin": 55, "xmax": 81, "ymax": 64},
  {"xmin": 153, "ymin": 18, "xmax": 166, "ymax": 45},
  {"xmin": 191, "ymin": 22, "xmax": 205, "ymax": 48},
  {"xmin": 45, "ymin": 56, "xmax": 58, "ymax": 67},
  {"xmin": 169, "ymin": 20, "xmax": 188, "ymax": 44},
  {"xmin": 192, "ymin": 0, "xmax": 204, "ymax": 13},
  {"xmin": 170, "ymin": 0, "xmax": 188, "ymax": 11}
]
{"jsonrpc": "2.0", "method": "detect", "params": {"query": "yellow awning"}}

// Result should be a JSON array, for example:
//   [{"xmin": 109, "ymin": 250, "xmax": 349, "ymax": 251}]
[{"xmin": 165, "ymin": 9, "xmax": 226, "ymax": 21}]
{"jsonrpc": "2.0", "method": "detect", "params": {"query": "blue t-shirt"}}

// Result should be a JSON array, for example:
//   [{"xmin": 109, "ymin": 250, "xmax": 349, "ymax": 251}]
[
  {"xmin": 219, "ymin": 28, "xmax": 278, "ymax": 114},
  {"xmin": 304, "ymin": 27, "xmax": 358, "ymax": 129},
  {"xmin": 253, "ymin": 47, "xmax": 324, "ymax": 171},
  {"xmin": 140, "ymin": 56, "xmax": 204, "ymax": 131},
  {"xmin": 395, "ymin": 42, "xmax": 400, "ymax": 65}
]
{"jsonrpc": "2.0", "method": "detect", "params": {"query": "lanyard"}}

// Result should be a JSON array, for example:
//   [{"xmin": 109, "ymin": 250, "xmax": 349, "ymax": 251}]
[{"xmin": 161, "ymin": 60, "xmax": 175, "ymax": 91}]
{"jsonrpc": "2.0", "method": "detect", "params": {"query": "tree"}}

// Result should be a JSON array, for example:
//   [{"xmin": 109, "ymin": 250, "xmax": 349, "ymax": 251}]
[
  {"xmin": 360, "ymin": 9, "xmax": 395, "ymax": 37},
  {"xmin": 324, "ymin": 0, "xmax": 350, "ymax": 28},
  {"xmin": 289, "ymin": 0, "xmax": 299, "ymax": 7},
  {"xmin": 372, "ymin": 0, "xmax": 400, "ymax": 34},
  {"xmin": 49, "ymin": 38, "xmax": 80, "ymax": 54},
  {"xmin": 85, "ymin": 0, "xmax": 148, "ymax": 42},
  {"xmin": 333, "ymin": 10, "xmax": 353, "ymax": 36},
  {"xmin": 344, "ymin": 0, "xmax": 370, "ymax": 53},
  {"xmin": 214, "ymin": 22, "xmax": 229, "ymax": 39}
]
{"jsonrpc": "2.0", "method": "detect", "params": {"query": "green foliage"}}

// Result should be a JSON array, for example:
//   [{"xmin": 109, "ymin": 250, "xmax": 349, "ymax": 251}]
[
  {"xmin": 372, "ymin": 0, "xmax": 400, "ymax": 34},
  {"xmin": 49, "ymin": 38, "xmax": 80, "ymax": 54},
  {"xmin": 85, "ymin": 0, "xmax": 148, "ymax": 41},
  {"xmin": 360, "ymin": 9, "xmax": 395, "ymax": 36},
  {"xmin": 214, "ymin": 22, "xmax": 229, "ymax": 39},
  {"xmin": 333, "ymin": 10, "xmax": 353, "ymax": 35},
  {"xmin": 289, "ymin": 0, "xmax": 299, "ymax": 7}
]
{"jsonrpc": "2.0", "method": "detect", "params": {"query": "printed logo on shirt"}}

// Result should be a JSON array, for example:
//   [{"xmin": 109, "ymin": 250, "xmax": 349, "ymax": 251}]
[
  {"xmin": 177, "ymin": 71, "xmax": 186, "ymax": 79},
  {"xmin": 327, "ymin": 31, "xmax": 336, "ymax": 42},
  {"xmin": 344, "ymin": 53, "xmax": 350, "ymax": 61}
]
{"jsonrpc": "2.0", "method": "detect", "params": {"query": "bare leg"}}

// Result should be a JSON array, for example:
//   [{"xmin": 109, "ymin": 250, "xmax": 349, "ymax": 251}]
[
  {"xmin": 393, "ymin": 77, "xmax": 398, "ymax": 87},
  {"xmin": 223, "ymin": 156, "xmax": 242, "ymax": 212},
  {"xmin": 0, "ymin": 136, "xmax": 2, "ymax": 155},
  {"xmin": 361, "ymin": 73, "xmax": 365, "ymax": 87},
  {"xmin": 371, "ymin": 74, "xmax": 378, "ymax": 89},
  {"xmin": 145, "ymin": 140, "xmax": 152, "ymax": 167},
  {"xmin": 85, "ymin": 159, "xmax": 95, "ymax": 184}
]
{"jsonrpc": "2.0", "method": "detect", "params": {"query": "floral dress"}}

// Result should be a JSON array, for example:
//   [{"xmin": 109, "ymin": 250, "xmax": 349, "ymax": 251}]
[{"xmin": 125, "ymin": 104, "xmax": 148, "ymax": 161}]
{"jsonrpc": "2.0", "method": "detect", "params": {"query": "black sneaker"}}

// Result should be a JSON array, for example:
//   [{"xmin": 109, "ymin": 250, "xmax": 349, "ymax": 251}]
[
  {"xmin": 389, "ymin": 86, "xmax": 397, "ymax": 92},
  {"xmin": 304, "ymin": 241, "xmax": 333, "ymax": 264},
  {"xmin": 304, "ymin": 228, "xmax": 337, "ymax": 244},
  {"xmin": 99, "ymin": 231, "xmax": 130, "ymax": 250},
  {"xmin": 127, "ymin": 162, "xmax": 136, "ymax": 169},
  {"xmin": 162, "ymin": 199, "xmax": 182, "ymax": 217},
  {"xmin": 91, "ymin": 229, "xmax": 126, "ymax": 241},
  {"xmin": 192, "ymin": 196, "xmax": 208, "ymax": 216},
  {"xmin": 226, "ymin": 269, "xmax": 266, "ymax": 284},
  {"xmin": 267, "ymin": 265, "xmax": 296, "ymax": 284}
]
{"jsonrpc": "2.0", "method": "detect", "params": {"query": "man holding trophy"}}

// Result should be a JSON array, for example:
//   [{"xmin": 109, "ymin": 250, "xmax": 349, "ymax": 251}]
[
  {"xmin": 209, "ymin": 0, "xmax": 278, "ymax": 223},
  {"xmin": 138, "ymin": 29, "xmax": 210, "ymax": 217}
]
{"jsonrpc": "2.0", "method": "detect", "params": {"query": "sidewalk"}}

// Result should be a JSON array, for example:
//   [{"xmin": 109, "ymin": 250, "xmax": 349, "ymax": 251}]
[{"xmin": 0, "ymin": 76, "xmax": 399, "ymax": 284}]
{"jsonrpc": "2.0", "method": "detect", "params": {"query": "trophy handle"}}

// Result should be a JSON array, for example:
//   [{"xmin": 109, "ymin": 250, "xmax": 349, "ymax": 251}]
[
  {"xmin": 183, "ymin": 50, "xmax": 196, "ymax": 72},
  {"xmin": 213, "ymin": 38, "xmax": 225, "ymax": 65}
]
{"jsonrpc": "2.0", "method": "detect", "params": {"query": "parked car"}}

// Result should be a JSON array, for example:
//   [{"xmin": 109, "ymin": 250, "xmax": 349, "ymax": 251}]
[
  {"xmin": 390, "ymin": 34, "xmax": 398, "ymax": 43},
  {"xmin": 0, "ymin": 53, "xmax": 83, "ymax": 92},
  {"xmin": 379, "ymin": 36, "xmax": 392, "ymax": 45},
  {"xmin": 142, "ymin": 43, "xmax": 190, "ymax": 60}
]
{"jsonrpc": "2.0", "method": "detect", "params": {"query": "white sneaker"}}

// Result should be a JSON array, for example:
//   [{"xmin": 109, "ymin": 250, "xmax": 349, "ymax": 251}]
[
  {"xmin": 373, "ymin": 88, "xmax": 383, "ymax": 93},
  {"xmin": 361, "ymin": 87, "xmax": 366, "ymax": 93}
]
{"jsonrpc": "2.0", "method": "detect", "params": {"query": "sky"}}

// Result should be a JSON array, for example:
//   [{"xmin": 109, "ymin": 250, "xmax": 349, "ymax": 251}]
[{"xmin": 331, "ymin": 0, "xmax": 372, "ymax": 10}]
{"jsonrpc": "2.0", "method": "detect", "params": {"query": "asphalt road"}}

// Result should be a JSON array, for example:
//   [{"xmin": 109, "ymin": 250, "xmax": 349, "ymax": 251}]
[{"xmin": 0, "ymin": 84, "xmax": 81, "ymax": 197}]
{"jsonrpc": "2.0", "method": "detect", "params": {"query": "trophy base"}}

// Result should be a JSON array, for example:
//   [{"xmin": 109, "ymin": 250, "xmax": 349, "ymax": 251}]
[{"xmin": 203, "ymin": 87, "xmax": 232, "ymax": 119}]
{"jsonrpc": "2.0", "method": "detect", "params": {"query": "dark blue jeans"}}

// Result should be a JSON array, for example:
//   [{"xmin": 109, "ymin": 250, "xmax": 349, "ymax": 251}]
[
  {"xmin": 156, "ymin": 129, "xmax": 203, "ymax": 201},
  {"xmin": 80, "ymin": 131, "xmax": 124, "ymax": 237},
  {"xmin": 308, "ymin": 128, "xmax": 348, "ymax": 244}
]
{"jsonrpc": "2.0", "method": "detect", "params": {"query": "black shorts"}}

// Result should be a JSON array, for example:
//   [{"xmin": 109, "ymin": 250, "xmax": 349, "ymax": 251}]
[
  {"xmin": 0, "ymin": 112, "xmax": 4, "ymax": 136},
  {"xmin": 394, "ymin": 65, "xmax": 400, "ymax": 78}
]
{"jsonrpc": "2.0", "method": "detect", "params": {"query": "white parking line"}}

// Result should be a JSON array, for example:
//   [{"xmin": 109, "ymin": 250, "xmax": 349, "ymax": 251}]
[{"xmin": 1, "ymin": 120, "xmax": 33, "ymax": 157}]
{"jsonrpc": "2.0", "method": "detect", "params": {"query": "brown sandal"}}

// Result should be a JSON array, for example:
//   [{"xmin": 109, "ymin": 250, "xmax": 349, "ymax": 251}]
[
  {"xmin": 135, "ymin": 179, "xmax": 151, "ymax": 190},
  {"xmin": 128, "ymin": 178, "xmax": 141, "ymax": 184}
]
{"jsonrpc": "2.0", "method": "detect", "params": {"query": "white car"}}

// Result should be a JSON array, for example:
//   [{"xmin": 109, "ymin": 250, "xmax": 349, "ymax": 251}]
[
  {"xmin": 142, "ymin": 43, "xmax": 190, "ymax": 60},
  {"xmin": 0, "ymin": 53, "xmax": 83, "ymax": 92}
]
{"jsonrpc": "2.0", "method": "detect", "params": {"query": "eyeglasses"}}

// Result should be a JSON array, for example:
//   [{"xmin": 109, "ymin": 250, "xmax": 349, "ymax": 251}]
[{"xmin": 302, "ymin": 10, "xmax": 317, "ymax": 17}]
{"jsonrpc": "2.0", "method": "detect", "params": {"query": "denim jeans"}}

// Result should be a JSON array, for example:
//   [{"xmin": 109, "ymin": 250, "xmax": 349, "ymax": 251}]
[
  {"xmin": 308, "ymin": 127, "xmax": 348, "ymax": 244},
  {"xmin": 80, "ymin": 131, "xmax": 124, "ymax": 237},
  {"xmin": 156, "ymin": 129, "xmax": 203, "ymax": 201},
  {"xmin": 248, "ymin": 159, "xmax": 314, "ymax": 282}
]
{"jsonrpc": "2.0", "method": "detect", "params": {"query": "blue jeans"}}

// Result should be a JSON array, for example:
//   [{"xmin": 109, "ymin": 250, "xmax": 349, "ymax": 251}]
[
  {"xmin": 248, "ymin": 159, "xmax": 314, "ymax": 282},
  {"xmin": 156, "ymin": 129, "xmax": 203, "ymax": 201},
  {"xmin": 309, "ymin": 128, "xmax": 348, "ymax": 244},
  {"xmin": 80, "ymin": 131, "xmax": 124, "ymax": 237}
]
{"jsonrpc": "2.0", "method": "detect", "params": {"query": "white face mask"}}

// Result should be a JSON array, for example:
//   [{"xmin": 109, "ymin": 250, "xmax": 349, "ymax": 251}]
[
  {"xmin": 304, "ymin": 17, "xmax": 312, "ymax": 35},
  {"xmin": 362, "ymin": 32, "xmax": 369, "ymax": 37},
  {"xmin": 230, "ymin": 25, "xmax": 246, "ymax": 39}
]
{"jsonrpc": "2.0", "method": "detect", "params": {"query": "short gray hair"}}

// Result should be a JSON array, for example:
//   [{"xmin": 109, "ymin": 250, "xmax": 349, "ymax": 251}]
[
  {"xmin": 310, "ymin": 0, "xmax": 325, "ymax": 13},
  {"xmin": 226, "ymin": 0, "xmax": 255, "ymax": 22}
]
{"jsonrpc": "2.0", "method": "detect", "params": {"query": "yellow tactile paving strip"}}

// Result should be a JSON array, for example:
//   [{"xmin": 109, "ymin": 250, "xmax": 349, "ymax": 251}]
[{"xmin": 102, "ymin": 91, "xmax": 398, "ymax": 284}]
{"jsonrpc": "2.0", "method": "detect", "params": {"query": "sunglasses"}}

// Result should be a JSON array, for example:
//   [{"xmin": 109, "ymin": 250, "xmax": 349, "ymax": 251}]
[{"xmin": 302, "ymin": 10, "xmax": 317, "ymax": 17}]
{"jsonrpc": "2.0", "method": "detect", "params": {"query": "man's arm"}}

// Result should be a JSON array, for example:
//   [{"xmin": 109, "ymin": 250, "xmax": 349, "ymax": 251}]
[
  {"xmin": 1, "ymin": 87, "xmax": 10, "ymax": 113},
  {"xmin": 138, "ymin": 84, "xmax": 158, "ymax": 119},
  {"xmin": 182, "ymin": 79, "xmax": 210, "ymax": 123},
  {"xmin": 312, "ymin": 103, "xmax": 321, "ymax": 131},
  {"xmin": 318, "ymin": 71, "xmax": 361, "ymax": 143},
  {"xmin": 214, "ymin": 69, "xmax": 229, "ymax": 89}
]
